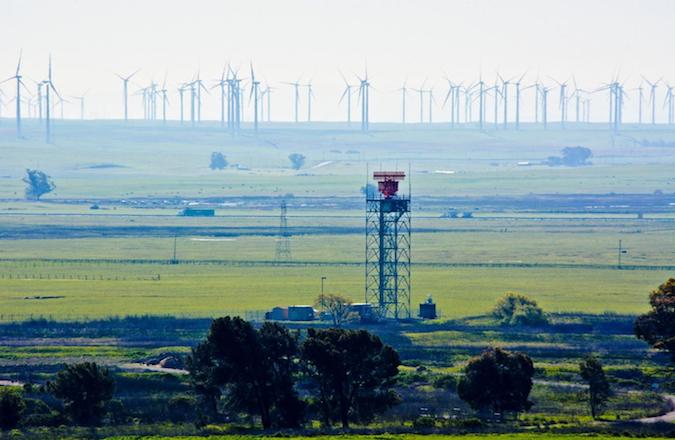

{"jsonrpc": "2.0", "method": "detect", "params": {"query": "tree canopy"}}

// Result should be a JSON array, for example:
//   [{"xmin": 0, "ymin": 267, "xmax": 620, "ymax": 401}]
[
  {"xmin": 458, "ymin": 347, "xmax": 534, "ymax": 415},
  {"xmin": 579, "ymin": 355, "xmax": 611, "ymax": 419},
  {"xmin": 301, "ymin": 328, "xmax": 400, "ymax": 428},
  {"xmin": 634, "ymin": 278, "xmax": 675, "ymax": 362},
  {"xmin": 288, "ymin": 153, "xmax": 306, "ymax": 170},
  {"xmin": 23, "ymin": 169, "xmax": 55, "ymax": 200},
  {"xmin": 48, "ymin": 362, "xmax": 115, "ymax": 426},
  {"xmin": 0, "ymin": 389, "xmax": 25, "ymax": 430},
  {"xmin": 210, "ymin": 152, "xmax": 228, "ymax": 170},
  {"xmin": 546, "ymin": 146, "xmax": 593, "ymax": 167},
  {"xmin": 315, "ymin": 293, "xmax": 353, "ymax": 327},
  {"xmin": 492, "ymin": 292, "xmax": 548, "ymax": 326},
  {"xmin": 187, "ymin": 316, "xmax": 304, "ymax": 429}
]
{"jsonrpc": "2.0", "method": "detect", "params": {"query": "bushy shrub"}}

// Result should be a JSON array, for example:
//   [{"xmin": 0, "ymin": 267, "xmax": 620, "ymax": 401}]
[
  {"xmin": 433, "ymin": 374, "xmax": 457, "ymax": 391},
  {"xmin": 0, "ymin": 389, "xmax": 25, "ymax": 430},
  {"xmin": 166, "ymin": 395, "xmax": 196, "ymax": 423},
  {"xmin": 492, "ymin": 292, "xmax": 548, "ymax": 326}
]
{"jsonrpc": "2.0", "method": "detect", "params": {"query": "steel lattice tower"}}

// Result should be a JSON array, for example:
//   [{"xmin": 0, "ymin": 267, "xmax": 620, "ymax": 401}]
[
  {"xmin": 275, "ymin": 200, "xmax": 292, "ymax": 261},
  {"xmin": 365, "ymin": 171, "xmax": 411, "ymax": 319}
]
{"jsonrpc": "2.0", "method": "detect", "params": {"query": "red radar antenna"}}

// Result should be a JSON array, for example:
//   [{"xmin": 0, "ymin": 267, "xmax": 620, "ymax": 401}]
[{"xmin": 373, "ymin": 171, "xmax": 405, "ymax": 198}]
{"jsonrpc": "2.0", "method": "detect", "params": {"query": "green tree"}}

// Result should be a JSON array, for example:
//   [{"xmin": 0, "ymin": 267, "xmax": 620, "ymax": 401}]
[
  {"xmin": 48, "ymin": 362, "xmax": 115, "ymax": 426},
  {"xmin": 301, "ymin": 328, "xmax": 400, "ymax": 429},
  {"xmin": 0, "ymin": 389, "xmax": 25, "ymax": 430},
  {"xmin": 187, "ymin": 317, "xmax": 304, "ymax": 429},
  {"xmin": 23, "ymin": 169, "xmax": 55, "ymax": 200},
  {"xmin": 210, "ymin": 152, "xmax": 228, "ymax": 170},
  {"xmin": 492, "ymin": 292, "xmax": 548, "ymax": 326},
  {"xmin": 315, "ymin": 293, "xmax": 353, "ymax": 327},
  {"xmin": 186, "ymin": 341, "xmax": 221, "ymax": 421},
  {"xmin": 458, "ymin": 347, "xmax": 534, "ymax": 416},
  {"xmin": 635, "ymin": 278, "xmax": 675, "ymax": 362},
  {"xmin": 579, "ymin": 355, "xmax": 611, "ymax": 419},
  {"xmin": 288, "ymin": 153, "xmax": 306, "ymax": 170}
]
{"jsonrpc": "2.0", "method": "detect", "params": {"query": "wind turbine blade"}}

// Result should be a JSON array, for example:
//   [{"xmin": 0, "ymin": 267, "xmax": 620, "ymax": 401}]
[
  {"xmin": 16, "ymin": 49, "xmax": 22, "ymax": 76},
  {"xmin": 50, "ymin": 82, "xmax": 62, "ymax": 100},
  {"xmin": 339, "ymin": 87, "xmax": 350, "ymax": 104}
]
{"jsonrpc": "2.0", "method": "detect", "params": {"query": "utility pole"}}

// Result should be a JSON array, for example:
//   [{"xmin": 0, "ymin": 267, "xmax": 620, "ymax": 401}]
[
  {"xmin": 320, "ymin": 276, "xmax": 327, "ymax": 310},
  {"xmin": 171, "ymin": 234, "xmax": 178, "ymax": 264},
  {"xmin": 617, "ymin": 239, "xmax": 627, "ymax": 268}
]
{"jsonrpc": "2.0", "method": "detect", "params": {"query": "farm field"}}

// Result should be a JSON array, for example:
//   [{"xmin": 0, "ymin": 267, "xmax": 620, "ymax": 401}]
[
  {"xmin": 2, "ymin": 122, "xmax": 675, "ymax": 199},
  {"xmin": 0, "ymin": 262, "xmax": 669, "ymax": 321},
  {"xmin": 1, "ymin": 200, "xmax": 674, "ymax": 321}
]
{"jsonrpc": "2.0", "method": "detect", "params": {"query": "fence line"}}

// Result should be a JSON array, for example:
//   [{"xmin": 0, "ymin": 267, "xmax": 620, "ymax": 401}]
[{"xmin": 0, "ymin": 257, "xmax": 673, "ymax": 271}]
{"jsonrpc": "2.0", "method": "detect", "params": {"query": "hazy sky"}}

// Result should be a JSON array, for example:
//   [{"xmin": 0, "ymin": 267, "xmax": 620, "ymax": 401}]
[{"xmin": 2, "ymin": 0, "xmax": 674, "ymax": 122}]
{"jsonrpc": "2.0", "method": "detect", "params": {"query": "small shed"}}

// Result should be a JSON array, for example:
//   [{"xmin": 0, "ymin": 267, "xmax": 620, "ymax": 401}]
[
  {"xmin": 288, "ymin": 305, "xmax": 315, "ymax": 321},
  {"xmin": 419, "ymin": 295, "xmax": 437, "ymax": 319},
  {"xmin": 349, "ymin": 303, "xmax": 375, "ymax": 320},
  {"xmin": 265, "ymin": 307, "xmax": 288, "ymax": 321},
  {"xmin": 179, "ymin": 207, "xmax": 215, "ymax": 217}
]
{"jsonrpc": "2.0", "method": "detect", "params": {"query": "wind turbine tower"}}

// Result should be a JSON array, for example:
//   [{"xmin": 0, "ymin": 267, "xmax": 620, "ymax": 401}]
[
  {"xmin": 250, "ymin": 64, "xmax": 260, "ymax": 132},
  {"xmin": 643, "ymin": 77, "xmax": 660, "ymax": 125},
  {"xmin": 1, "ymin": 52, "xmax": 27, "ymax": 138},
  {"xmin": 339, "ymin": 76, "xmax": 354, "ymax": 126},
  {"xmin": 116, "ymin": 69, "xmax": 139, "ymax": 121}
]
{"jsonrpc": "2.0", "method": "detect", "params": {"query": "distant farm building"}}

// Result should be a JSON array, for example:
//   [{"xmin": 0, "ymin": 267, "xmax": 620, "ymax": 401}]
[
  {"xmin": 265, "ymin": 305, "xmax": 316, "ymax": 321},
  {"xmin": 419, "ymin": 295, "xmax": 437, "ymax": 319},
  {"xmin": 178, "ymin": 207, "xmax": 215, "ymax": 217}
]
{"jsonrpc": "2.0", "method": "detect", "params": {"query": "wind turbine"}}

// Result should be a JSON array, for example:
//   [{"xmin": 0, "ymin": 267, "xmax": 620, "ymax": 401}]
[
  {"xmin": 642, "ymin": 76, "xmax": 660, "ymax": 125},
  {"xmin": 497, "ymin": 73, "xmax": 513, "ymax": 129},
  {"xmin": 571, "ymin": 77, "xmax": 587, "ymax": 125},
  {"xmin": 213, "ymin": 66, "xmax": 229, "ymax": 128},
  {"xmin": 1, "ymin": 51, "xmax": 29, "ymax": 138},
  {"xmin": 263, "ymin": 84, "xmax": 273, "ymax": 122},
  {"xmin": 540, "ymin": 84, "xmax": 550, "ymax": 129},
  {"xmin": 35, "ymin": 81, "xmax": 44, "ymax": 121},
  {"xmin": 635, "ymin": 82, "xmax": 644, "ymax": 125},
  {"xmin": 477, "ymin": 76, "xmax": 485, "ymax": 129},
  {"xmin": 339, "ymin": 72, "xmax": 355, "ymax": 126},
  {"xmin": 305, "ymin": 80, "xmax": 314, "ymax": 122},
  {"xmin": 487, "ymin": 80, "xmax": 501, "ymax": 128},
  {"xmin": 71, "ymin": 91, "xmax": 88, "ymax": 120},
  {"xmin": 513, "ymin": 73, "xmax": 526, "ymax": 130},
  {"xmin": 443, "ymin": 79, "xmax": 456, "ymax": 127},
  {"xmin": 399, "ymin": 80, "xmax": 409, "ymax": 125},
  {"xmin": 115, "ymin": 69, "xmax": 139, "ymax": 121},
  {"xmin": 192, "ymin": 72, "xmax": 209, "ymax": 123},
  {"xmin": 250, "ymin": 63, "xmax": 260, "ymax": 132},
  {"xmin": 356, "ymin": 67, "xmax": 370, "ymax": 132},
  {"xmin": 177, "ymin": 83, "xmax": 187, "ymax": 125},
  {"xmin": 427, "ymin": 87, "xmax": 435, "ymax": 125},
  {"xmin": 552, "ymin": 77, "xmax": 569, "ymax": 129},
  {"xmin": 412, "ymin": 80, "xmax": 426, "ymax": 124},
  {"xmin": 283, "ymin": 78, "xmax": 302, "ymax": 123},
  {"xmin": 664, "ymin": 84, "xmax": 674, "ymax": 125},
  {"xmin": 43, "ymin": 55, "xmax": 62, "ymax": 144},
  {"xmin": 159, "ymin": 77, "xmax": 169, "ymax": 125}
]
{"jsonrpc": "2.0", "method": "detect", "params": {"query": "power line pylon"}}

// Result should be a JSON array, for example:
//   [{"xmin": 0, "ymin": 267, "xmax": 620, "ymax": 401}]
[{"xmin": 275, "ymin": 200, "xmax": 291, "ymax": 262}]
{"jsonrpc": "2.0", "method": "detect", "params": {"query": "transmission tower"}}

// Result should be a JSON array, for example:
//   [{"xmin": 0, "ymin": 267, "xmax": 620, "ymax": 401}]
[
  {"xmin": 275, "ymin": 200, "xmax": 292, "ymax": 261},
  {"xmin": 365, "ymin": 171, "xmax": 411, "ymax": 320}
]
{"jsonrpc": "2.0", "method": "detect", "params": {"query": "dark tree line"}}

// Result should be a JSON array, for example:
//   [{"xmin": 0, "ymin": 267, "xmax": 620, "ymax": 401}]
[{"xmin": 187, "ymin": 316, "xmax": 401, "ymax": 429}]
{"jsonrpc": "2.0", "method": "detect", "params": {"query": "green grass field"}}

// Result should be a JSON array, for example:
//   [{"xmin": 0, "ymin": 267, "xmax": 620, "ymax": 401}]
[
  {"xmin": 2, "ymin": 121, "xmax": 675, "ymax": 199},
  {"xmin": 0, "ymin": 262, "xmax": 667, "ymax": 321}
]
